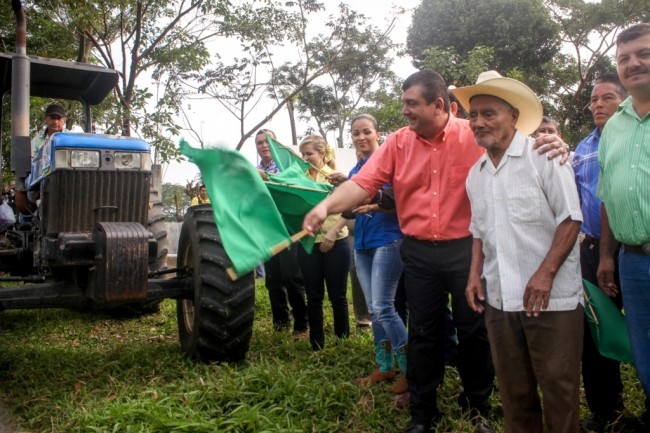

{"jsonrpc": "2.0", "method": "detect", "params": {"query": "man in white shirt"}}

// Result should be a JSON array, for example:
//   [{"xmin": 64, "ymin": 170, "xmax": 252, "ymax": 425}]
[{"xmin": 455, "ymin": 71, "xmax": 584, "ymax": 433}]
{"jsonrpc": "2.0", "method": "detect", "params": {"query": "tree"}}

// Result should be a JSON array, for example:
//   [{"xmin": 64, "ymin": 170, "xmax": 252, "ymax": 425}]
[
  {"xmin": 354, "ymin": 80, "xmax": 406, "ymax": 137},
  {"xmin": 294, "ymin": 11, "xmax": 398, "ymax": 148},
  {"xmin": 407, "ymin": 0, "xmax": 560, "ymax": 87},
  {"xmin": 9, "ymin": 0, "xmax": 241, "ymax": 164},
  {"xmin": 193, "ymin": 1, "xmax": 399, "ymax": 150},
  {"xmin": 162, "ymin": 182, "xmax": 190, "ymax": 222},
  {"xmin": 420, "ymin": 46, "xmax": 495, "ymax": 88},
  {"xmin": 541, "ymin": 0, "xmax": 650, "ymax": 144}
]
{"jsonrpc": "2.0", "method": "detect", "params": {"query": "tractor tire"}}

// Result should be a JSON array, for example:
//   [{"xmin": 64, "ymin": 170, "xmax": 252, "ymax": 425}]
[
  {"xmin": 147, "ymin": 167, "xmax": 169, "ymax": 271},
  {"xmin": 176, "ymin": 205, "xmax": 255, "ymax": 363}
]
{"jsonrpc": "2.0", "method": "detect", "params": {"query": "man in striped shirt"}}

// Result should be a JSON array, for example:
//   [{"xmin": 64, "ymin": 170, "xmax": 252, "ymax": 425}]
[
  {"xmin": 572, "ymin": 73, "xmax": 627, "ymax": 432},
  {"xmin": 597, "ymin": 23, "xmax": 650, "ymax": 429}
]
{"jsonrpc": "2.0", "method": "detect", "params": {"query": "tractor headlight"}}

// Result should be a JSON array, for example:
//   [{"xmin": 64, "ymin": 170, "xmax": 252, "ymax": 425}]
[
  {"xmin": 114, "ymin": 152, "xmax": 142, "ymax": 169},
  {"xmin": 70, "ymin": 150, "xmax": 100, "ymax": 168}
]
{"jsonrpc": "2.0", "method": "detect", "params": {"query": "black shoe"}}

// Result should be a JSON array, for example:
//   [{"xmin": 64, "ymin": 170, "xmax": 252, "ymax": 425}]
[
  {"xmin": 403, "ymin": 422, "xmax": 430, "ymax": 433},
  {"xmin": 583, "ymin": 413, "xmax": 610, "ymax": 432}
]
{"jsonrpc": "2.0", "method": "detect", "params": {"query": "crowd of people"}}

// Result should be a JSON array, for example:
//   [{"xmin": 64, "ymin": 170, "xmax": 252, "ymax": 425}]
[
  {"xmin": 183, "ymin": 21, "xmax": 650, "ymax": 433},
  {"xmin": 290, "ymin": 22, "xmax": 649, "ymax": 433}
]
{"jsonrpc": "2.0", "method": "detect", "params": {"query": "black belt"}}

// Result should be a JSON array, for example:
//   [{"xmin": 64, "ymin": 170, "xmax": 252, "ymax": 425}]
[
  {"xmin": 583, "ymin": 234, "xmax": 599, "ymax": 244},
  {"xmin": 622, "ymin": 243, "xmax": 650, "ymax": 256}
]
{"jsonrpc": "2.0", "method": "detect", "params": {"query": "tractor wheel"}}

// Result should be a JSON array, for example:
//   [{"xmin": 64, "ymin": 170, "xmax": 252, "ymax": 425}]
[{"xmin": 176, "ymin": 205, "xmax": 255, "ymax": 363}]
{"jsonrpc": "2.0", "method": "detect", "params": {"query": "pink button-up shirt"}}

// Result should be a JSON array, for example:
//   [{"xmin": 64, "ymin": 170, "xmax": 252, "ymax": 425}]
[{"xmin": 352, "ymin": 116, "xmax": 484, "ymax": 241}]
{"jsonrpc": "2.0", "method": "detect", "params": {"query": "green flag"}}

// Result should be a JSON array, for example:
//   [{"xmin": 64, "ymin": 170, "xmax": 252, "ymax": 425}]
[
  {"xmin": 180, "ymin": 139, "xmax": 292, "ymax": 277},
  {"xmin": 583, "ymin": 279, "xmax": 634, "ymax": 364},
  {"xmin": 266, "ymin": 134, "xmax": 311, "ymax": 173},
  {"xmin": 265, "ymin": 161, "xmax": 332, "ymax": 252},
  {"xmin": 269, "ymin": 160, "xmax": 334, "ymax": 193}
]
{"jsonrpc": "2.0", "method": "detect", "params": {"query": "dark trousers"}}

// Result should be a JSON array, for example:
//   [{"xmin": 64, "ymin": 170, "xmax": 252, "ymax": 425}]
[
  {"xmin": 264, "ymin": 247, "xmax": 308, "ymax": 332},
  {"xmin": 580, "ymin": 238, "xmax": 624, "ymax": 417},
  {"xmin": 298, "ymin": 239, "xmax": 351, "ymax": 350},
  {"xmin": 401, "ymin": 236, "xmax": 494, "ymax": 425}
]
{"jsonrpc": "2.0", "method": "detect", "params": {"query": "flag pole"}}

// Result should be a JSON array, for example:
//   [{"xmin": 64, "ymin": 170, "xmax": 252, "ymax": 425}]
[{"xmin": 226, "ymin": 229, "xmax": 312, "ymax": 281}]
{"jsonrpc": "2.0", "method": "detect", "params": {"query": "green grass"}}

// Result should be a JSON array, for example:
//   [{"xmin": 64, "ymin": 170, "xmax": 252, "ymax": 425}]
[{"xmin": 0, "ymin": 281, "xmax": 645, "ymax": 432}]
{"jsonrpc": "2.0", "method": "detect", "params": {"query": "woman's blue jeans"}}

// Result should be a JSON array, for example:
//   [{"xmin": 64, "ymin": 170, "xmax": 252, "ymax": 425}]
[
  {"xmin": 619, "ymin": 250, "xmax": 650, "ymax": 397},
  {"xmin": 355, "ymin": 238, "xmax": 407, "ymax": 350}
]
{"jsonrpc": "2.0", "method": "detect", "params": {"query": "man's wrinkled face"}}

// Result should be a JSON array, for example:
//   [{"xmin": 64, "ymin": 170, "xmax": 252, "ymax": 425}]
[
  {"xmin": 616, "ymin": 33, "xmax": 650, "ymax": 97},
  {"xmin": 469, "ymin": 95, "xmax": 518, "ymax": 152},
  {"xmin": 255, "ymin": 133, "xmax": 271, "ymax": 161},
  {"xmin": 45, "ymin": 114, "xmax": 66, "ymax": 135},
  {"xmin": 590, "ymin": 82, "xmax": 624, "ymax": 131}
]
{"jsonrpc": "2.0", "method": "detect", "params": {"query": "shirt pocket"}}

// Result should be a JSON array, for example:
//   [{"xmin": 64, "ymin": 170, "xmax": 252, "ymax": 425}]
[{"xmin": 507, "ymin": 186, "xmax": 541, "ymax": 224}]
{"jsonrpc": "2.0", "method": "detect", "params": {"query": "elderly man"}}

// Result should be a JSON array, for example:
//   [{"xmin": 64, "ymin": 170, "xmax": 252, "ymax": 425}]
[
  {"xmin": 572, "ymin": 73, "xmax": 627, "ymax": 432},
  {"xmin": 31, "ymin": 103, "xmax": 69, "ymax": 157},
  {"xmin": 254, "ymin": 129, "xmax": 308, "ymax": 337},
  {"xmin": 597, "ymin": 23, "xmax": 650, "ymax": 429},
  {"xmin": 457, "ymin": 71, "xmax": 584, "ymax": 433}
]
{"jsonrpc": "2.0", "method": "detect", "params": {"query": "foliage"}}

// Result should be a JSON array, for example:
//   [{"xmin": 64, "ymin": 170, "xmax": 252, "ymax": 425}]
[
  {"xmin": 354, "ymin": 81, "xmax": 407, "ymax": 137},
  {"xmin": 194, "ymin": 0, "xmax": 399, "ymax": 150},
  {"xmin": 541, "ymin": 0, "xmax": 650, "ymax": 145},
  {"xmin": 407, "ymin": 0, "xmax": 560, "ymax": 84},
  {"xmin": 294, "ymin": 8, "xmax": 399, "ymax": 148},
  {"xmin": 162, "ymin": 182, "xmax": 190, "ymax": 222},
  {"xmin": 0, "ymin": 285, "xmax": 647, "ymax": 432},
  {"xmin": 421, "ymin": 46, "xmax": 495, "ymax": 88}
]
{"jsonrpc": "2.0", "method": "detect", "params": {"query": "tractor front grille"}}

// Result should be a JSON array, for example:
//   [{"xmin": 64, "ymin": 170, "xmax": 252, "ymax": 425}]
[{"xmin": 41, "ymin": 170, "xmax": 150, "ymax": 235}]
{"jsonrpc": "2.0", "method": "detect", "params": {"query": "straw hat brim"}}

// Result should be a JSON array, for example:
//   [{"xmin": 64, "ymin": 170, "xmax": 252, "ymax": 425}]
[{"xmin": 451, "ymin": 77, "xmax": 543, "ymax": 136}]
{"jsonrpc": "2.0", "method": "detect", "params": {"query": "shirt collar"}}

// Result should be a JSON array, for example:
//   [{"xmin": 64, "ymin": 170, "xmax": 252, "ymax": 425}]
[{"xmin": 477, "ymin": 130, "xmax": 527, "ymax": 171}]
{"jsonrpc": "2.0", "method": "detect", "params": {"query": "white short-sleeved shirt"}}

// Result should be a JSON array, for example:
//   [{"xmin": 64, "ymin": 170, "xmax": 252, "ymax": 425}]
[{"xmin": 466, "ymin": 131, "xmax": 583, "ymax": 312}]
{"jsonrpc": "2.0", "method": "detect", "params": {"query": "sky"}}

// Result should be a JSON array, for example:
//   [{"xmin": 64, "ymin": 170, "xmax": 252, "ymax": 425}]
[{"xmin": 161, "ymin": 0, "xmax": 420, "ymax": 185}]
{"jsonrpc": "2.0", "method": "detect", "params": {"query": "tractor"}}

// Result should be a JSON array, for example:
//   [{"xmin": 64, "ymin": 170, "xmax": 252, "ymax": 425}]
[{"xmin": 0, "ymin": 0, "xmax": 255, "ymax": 363}]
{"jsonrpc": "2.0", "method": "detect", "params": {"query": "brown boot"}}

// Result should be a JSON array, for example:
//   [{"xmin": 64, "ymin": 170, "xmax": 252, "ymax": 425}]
[
  {"xmin": 393, "ymin": 392, "xmax": 410, "ymax": 409},
  {"xmin": 391, "ymin": 374, "xmax": 407, "ymax": 394},
  {"xmin": 357, "ymin": 365, "xmax": 396, "ymax": 386},
  {"xmin": 358, "ymin": 340, "xmax": 396, "ymax": 385}
]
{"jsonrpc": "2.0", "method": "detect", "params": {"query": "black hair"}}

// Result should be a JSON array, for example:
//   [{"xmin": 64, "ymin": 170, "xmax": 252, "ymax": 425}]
[
  {"xmin": 402, "ymin": 70, "xmax": 450, "ymax": 112},
  {"xmin": 616, "ymin": 23, "xmax": 650, "ymax": 46},
  {"xmin": 593, "ymin": 73, "xmax": 627, "ymax": 99}
]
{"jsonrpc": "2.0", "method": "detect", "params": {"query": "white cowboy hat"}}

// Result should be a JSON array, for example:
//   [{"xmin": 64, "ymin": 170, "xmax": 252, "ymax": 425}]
[{"xmin": 450, "ymin": 70, "xmax": 543, "ymax": 135}]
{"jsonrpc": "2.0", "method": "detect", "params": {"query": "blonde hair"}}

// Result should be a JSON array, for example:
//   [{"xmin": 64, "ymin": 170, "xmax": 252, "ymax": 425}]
[{"xmin": 299, "ymin": 135, "xmax": 336, "ymax": 169}]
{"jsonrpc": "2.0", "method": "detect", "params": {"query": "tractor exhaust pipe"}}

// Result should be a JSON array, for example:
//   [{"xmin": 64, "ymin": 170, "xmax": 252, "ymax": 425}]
[{"xmin": 11, "ymin": 0, "xmax": 32, "ymax": 211}]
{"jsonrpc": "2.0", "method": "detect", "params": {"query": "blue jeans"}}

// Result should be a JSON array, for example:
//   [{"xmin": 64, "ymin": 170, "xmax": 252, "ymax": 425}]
[
  {"xmin": 355, "ymin": 238, "xmax": 407, "ymax": 350},
  {"xmin": 619, "ymin": 250, "xmax": 650, "ymax": 396}
]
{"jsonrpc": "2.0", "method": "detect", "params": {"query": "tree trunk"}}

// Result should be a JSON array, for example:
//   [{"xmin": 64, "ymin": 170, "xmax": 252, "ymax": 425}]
[{"xmin": 287, "ymin": 99, "xmax": 298, "ymax": 146}]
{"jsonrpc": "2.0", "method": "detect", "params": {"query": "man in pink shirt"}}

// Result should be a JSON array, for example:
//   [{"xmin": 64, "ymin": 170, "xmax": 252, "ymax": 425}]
[
  {"xmin": 304, "ymin": 70, "xmax": 493, "ymax": 433},
  {"xmin": 303, "ymin": 70, "xmax": 565, "ymax": 433}
]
